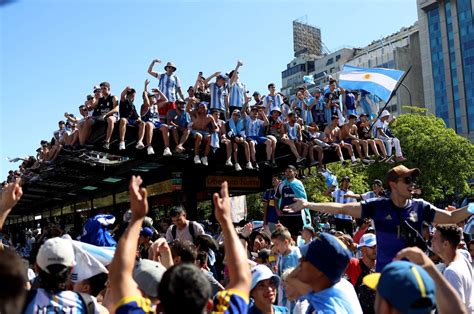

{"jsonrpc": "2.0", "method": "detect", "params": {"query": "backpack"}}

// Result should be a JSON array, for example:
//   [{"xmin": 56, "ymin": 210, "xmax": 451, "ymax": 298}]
[
  {"xmin": 171, "ymin": 221, "xmax": 196, "ymax": 241},
  {"xmin": 23, "ymin": 289, "xmax": 95, "ymax": 314}
]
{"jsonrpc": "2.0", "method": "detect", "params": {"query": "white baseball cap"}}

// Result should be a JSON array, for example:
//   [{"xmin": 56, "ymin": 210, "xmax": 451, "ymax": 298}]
[
  {"xmin": 380, "ymin": 110, "xmax": 390, "ymax": 119},
  {"xmin": 358, "ymin": 233, "xmax": 377, "ymax": 248},
  {"xmin": 37, "ymin": 237, "xmax": 76, "ymax": 273},
  {"xmin": 250, "ymin": 264, "xmax": 280, "ymax": 291}
]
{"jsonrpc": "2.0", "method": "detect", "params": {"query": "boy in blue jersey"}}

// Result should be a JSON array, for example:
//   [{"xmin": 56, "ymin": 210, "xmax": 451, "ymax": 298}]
[
  {"xmin": 228, "ymin": 60, "xmax": 246, "ymax": 113},
  {"xmin": 106, "ymin": 177, "xmax": 250, "ymax": 314},
  {"xmin": 271, "ymin": 228, "xmax": 301, "ymax": 310},
  {"xmin": 286, "ymin": 165, "xmax": 474, "ymax": 272}
]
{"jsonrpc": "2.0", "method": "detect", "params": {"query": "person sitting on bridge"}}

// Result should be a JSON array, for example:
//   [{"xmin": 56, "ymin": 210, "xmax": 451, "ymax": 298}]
[
  {"xmin": 167, "ymin": 99, "xmax": 191, "ymax": 154},
  {"xmin": 324, "ymin": 115, "xmax": 357, "ymax": 166},
  {"xmin": 210, "ymin": 108, "xmax": 233, "ymax": 168},
  {"xmin": 280, "ymin": 112, "xmax": 307, "ymax": 166},
  {"xmin": 89, "ymin": 82, "xmax": 119, "ymax": 150},
  {"xmin": 118, "ymin": 86, "xmax": 141, "ymax": 151},
  {"xmin": 356, "ymin": 113, "xmax": 389, "ymax": 162},
  {"xmin": 188, "ymin": 102, "xmax": 216, "ymax": 166},
  {"xmin": 341, "ymin": 114, "xmax": 374, "ymax": 165},
  {"xmin": 226, "ymin": 109, "xmax": 253, "ymax": 171},
  {"xmin": 242, "ymin": 105, "xmax": 275, "ymax": 169},
  {"xmin": 375, "ymin": 110, "xmax": 407, "ymax": 162},
  {"xmin": 140, "ymin": 79, "xmax": 172, "ymax": 156}
]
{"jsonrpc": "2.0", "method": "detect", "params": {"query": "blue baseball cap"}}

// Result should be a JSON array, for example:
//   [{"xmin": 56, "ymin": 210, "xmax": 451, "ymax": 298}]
[
  {"xmin": 250, "ymin": 265, "xmax": 280, "ymax": 291},
  {"xmin": 363, "ymin": 260, "xmax": 435, "ymax": 314},
  {"xmin": 140, "ymin": 227, "xmax": 153, "ymax": 237},
  {"xmin": 299, "ymin": 233, "xmax": 351, "ymax": 284}
]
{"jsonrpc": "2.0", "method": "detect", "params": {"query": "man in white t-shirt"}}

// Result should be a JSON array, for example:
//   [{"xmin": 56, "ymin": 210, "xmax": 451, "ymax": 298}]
[
  {"xmin": 165, "ymin": 206, "xmax": 204, "ymax": 242},
  {"xmin": 431, "ymin": 224, "xmax": 474, "ymax": 312},
  {"xmin": 375, "ymin": 110, "xmax": 406, "ymax": 162}
]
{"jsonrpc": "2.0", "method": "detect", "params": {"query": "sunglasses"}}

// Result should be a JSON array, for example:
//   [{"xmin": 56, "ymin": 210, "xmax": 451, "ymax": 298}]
[{"xmin": 399, "ymin": 177, "xmax": 417, "ymax": 185}]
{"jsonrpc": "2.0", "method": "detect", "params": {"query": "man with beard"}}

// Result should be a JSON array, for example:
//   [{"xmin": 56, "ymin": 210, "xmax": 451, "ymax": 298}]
[
  {"xmin": 345, "ymin": 233, "xmax": 377, "ymax": 314},
  {"xmin": 286, "ymin": 165, "xmax": 474, "ymax": 271}
]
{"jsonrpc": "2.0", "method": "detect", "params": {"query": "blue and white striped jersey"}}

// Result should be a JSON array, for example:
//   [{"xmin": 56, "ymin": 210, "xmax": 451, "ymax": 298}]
[
  {"xmin": 263, "ymin": 94, "xmax": 284, "ymax": 113},
  {"xmin": 209, "ymin": 82, "xmax": 227, "ymax": 111},
  {"xmin": 158, "ymin": 73, "xmax": 181, "ymax": 102},
  {"xmin": 332, "ymin": 188, "xmax": 356, "ymax": 220},
  {"xmin": 245, "ymin": 116, "xmax": 265, "ymax": 137},
  {"xmin": 229, "ymin": 81, "xmax": 246, "ymax": 108}
]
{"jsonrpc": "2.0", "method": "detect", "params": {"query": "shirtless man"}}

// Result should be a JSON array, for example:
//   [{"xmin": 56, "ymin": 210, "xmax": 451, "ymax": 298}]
[
  {"xmin": 324, "ymin": 115, "xmax": 357, "ymax": 165},
  {"xmin": 187, "ymin": 102, "xmax": 217, "ymax": 166},
  {"xmin": 341, "ymin": 114, "xmax": 373, "ymax": 164}
]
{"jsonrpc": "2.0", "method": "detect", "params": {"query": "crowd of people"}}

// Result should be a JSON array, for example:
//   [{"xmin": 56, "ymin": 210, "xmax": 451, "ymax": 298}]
[
  {"xmin": 3, "ymin": 59, "xmax": 408, "ymax": 185},
  {"xmin": 1, "ymin": 163, "xmax": 473, "ymax": 313}
]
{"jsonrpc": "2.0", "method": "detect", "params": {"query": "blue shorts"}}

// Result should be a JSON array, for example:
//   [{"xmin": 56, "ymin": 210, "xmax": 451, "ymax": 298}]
[
  {"xmin": 191, "ymin": 130, "xmax": 210, "ymax": 137},
  {"xmin": 127, "ymin": 118, "xmax": 139, "ymax": 125},
  {"xmin": 247, "ymin": 136, "xmax": 268, "ymax": 145},
  {"xmin": 144, "ymin": 119, "xmax": 164, "ymax": 128},
  {"xmin": 343, "ymin": 138, "xmax": 353, "ymax": 145}
]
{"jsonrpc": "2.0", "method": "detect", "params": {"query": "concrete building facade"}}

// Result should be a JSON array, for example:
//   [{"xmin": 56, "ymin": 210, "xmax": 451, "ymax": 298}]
[{"xmin": 347, "ymin": 24, "xmax": 424, "ymax": 115}]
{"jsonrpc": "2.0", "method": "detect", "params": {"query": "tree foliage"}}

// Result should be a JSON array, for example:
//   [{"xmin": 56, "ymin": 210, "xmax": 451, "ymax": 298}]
[{"xmin": 379, "ymin": 107, "xmax": 474, "ymax": 202}]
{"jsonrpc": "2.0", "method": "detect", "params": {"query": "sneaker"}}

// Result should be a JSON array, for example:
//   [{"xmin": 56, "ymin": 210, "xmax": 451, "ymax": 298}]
[
  {"xmin": 235, "ymin": 163, "xmax": 242, "ymax": 171},
  {"xmin": 194, "ymin": 155, "xmax": 201, "ymax": 164},
  {"xmin": 103, "ymin": 142, "xmax": 110, "ymax": 150},
  {"xmin": 317, "ymin": 166, "xmax": 325, "ymax": 173},
  {"xmin": 341, "ymin": 160, "xmax": 348, "ymax": 167},
  {"xmin": 136, "ymin": 141, "xmax": 145, "ymax": 150},
  {"xmin": 271, "ymin": 160, "xmax": 278, "ymax": 168},
  {"xmin": 377, "ymin": 155, "xmax": 386, "ymax": 162},
  {"xmin": 253, "ymin": 161, "xmax": 259, "ymax": 170},
  {"xmin": 119, "ymin": 141, "xmax": 126, "ymax": 150},
  {"xmin": 147, "ymin": 146, "xmax": 155, "ymax": 155},
  {"xmin": 362, "ymin": 158, "xmax": 372, "ymax": 165},
  {"xmin": 246, "ymin": 162, "xmax": 254, "ymax": 170},
  {"xmin": 351, "ymin": 160, "xmax": 359, "ymax": 166},
  {"xmin": 263, "ymin": 160, "xmax": 272, "ymax": 167},
  {"xmin": 225, "ymin": 159, "xmax": 233, "ymax": 167},
  {"xmin": 310, "ymin": 160, "xmax": 319, "ymax": 166},
  {"xmin": 201, "ymin": 156, "xmax": 208, "ymax": 166},
  {"xmin": 396, "ymin": 156, "xmax": 407, "ymax": 161},
  {"xmin": 163, "ymin": 147, "xmax": 172, "ymax": 157},
  {"xmin": 296, "ymin": 157, "xmax": 306, "ymax": 164},
  {"xmin": 385, "ymin": 156, "xmax": 395, "ymax": 164}
]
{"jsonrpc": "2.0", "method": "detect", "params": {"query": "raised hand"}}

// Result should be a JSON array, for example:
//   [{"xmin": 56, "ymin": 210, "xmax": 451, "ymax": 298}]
[
  {"xmin": 213, "ymin": 181, "xmax": 231, "ymax": 225},
  {"xmin": 145, "ymin": 79, "xmax": 150, "ymax": 87},
  {"xmin": 129, "ymin": 176, "xmax": 148, "ymax": 220},
  {"xmin": 237, "ymin": 60, "xmax": 243, "ymax": 66},
  {"xmin": 0, "ymin": 180, "xmax": 23, "ymax": 213},
  {"xmin": 394, "ymin": 247, "xmax": 433, "ymax": 269},
  {"xmin": 153, "ymin": 59, "xmax": 161, "ymax": 63}
]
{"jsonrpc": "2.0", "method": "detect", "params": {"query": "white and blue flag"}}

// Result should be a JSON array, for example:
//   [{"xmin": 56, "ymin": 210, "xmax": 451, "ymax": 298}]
[{"xmin": 338, "ymin": 65, "xmax": 404, "ymax": 103}]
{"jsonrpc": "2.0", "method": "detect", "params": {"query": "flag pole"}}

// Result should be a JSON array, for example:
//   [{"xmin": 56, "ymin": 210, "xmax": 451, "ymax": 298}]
[{"xmin": 368, "ymin": 65, "xmax": 412, "ymax": 133}]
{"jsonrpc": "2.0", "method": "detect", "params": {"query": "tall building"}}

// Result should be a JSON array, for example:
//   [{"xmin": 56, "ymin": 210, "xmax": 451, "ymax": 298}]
[
  {"xmin": 293, "ymin": 18, "xmax": 322, "ymax": 56},
  {"xmin": 347, "ymin": 24, "xmax": 424, "ymax": 115},
  {"xmin": 417, "ymin": 0, "xmax": 474, "ymax": 141}
]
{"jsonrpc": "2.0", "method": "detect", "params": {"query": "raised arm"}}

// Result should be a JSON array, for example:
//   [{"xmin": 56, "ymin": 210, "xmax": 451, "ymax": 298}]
[
  {"xmin": 203, "ymin": 71, "xmax": 220, "ymax": 87},
  {"xmin": 229, "ymin": 60, "xmax": 243, "ymax": 86},
  {"xmin": 121, "ymin": 86, "xmax": 131, "ymax": 102},
  {"xmin": 286, "ymin": 199, "xmax": 362, "ymax": 219},
  {"xmin": 105, "ymin": 176, "xmax": 148, "ymax": 311},
  {"xmin": 147, "ymin": 59, "xmax": 161, "ymax": 78},
  {"xmin": 0, "ymin": 180, "xmax": 23, "ymax": 231},
  {"xmin": 432, "ymin": 205, "xmax": 472, "ymax": 225},
  {"xmin": 213, "ymin": 181, "xmax": 251, "ymax": 293},
  {"xmin": 259, "ymin": 108, "xmax": 269, "ymax": 126},
  {"xmin": 395, "ymin": 247, "xmax": 468, "ymax": 314}
]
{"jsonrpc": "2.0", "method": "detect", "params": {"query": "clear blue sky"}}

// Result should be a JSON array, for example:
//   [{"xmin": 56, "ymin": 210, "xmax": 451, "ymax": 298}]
[{"xmin": 0, "ymin": 0, "xmax": 417, "ymax": 179}]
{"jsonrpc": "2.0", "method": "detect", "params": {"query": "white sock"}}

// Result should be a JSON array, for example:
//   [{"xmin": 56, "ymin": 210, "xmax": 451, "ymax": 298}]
[
  {"xmin": 351, "ymin": 155, "xmax": 356, "ymax": 162},
  {"xmin": 339, "ymin": 155, "xmax": 344, "ymax": 162}
]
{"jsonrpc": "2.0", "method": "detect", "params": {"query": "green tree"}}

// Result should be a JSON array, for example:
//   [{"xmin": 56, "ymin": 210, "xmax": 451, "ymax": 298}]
[{"xmin": 374, "ymin": 108, "xmax": 474, "ymax": 202}]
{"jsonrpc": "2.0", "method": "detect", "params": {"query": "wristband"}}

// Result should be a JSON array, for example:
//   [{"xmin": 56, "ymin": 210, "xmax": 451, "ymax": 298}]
[{"xmin": 468, "ymin": 203, "xmax": 474, "ymax": 214}]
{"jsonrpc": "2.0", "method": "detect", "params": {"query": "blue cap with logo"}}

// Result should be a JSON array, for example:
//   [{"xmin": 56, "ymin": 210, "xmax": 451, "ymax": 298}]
[
  {"xmin": 363, "ymin": 260, "xmax": 435, "ymax": 314},
  {"xmin": 299, "ymin": 233, "xmax": 351, "ymax": 284}
]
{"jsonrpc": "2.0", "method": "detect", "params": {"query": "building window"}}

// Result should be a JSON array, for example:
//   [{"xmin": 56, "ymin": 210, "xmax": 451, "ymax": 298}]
[
  {"xmin": 445, "ymin": 0, "xmax": 462, "ymax": 133},
  {"xmin": 336, "ymin": 55, "xmax": 341, "ymax": 61},
  {"xmin": 326, "ymin": 58, "xmax": 334, "ymax": 66},
  {"xmin": 457, "ymin": 0, "xmax": 474, "ymax": 132},
  {"xmin": 427, "ymin": 5, "xmax": 449, "ymax": 127}
]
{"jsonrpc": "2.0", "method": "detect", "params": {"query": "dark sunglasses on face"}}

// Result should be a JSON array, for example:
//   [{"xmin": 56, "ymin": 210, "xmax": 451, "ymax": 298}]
[{"xmin": 400, "ymin": 177, "xmax": 417, "ymax": 185}]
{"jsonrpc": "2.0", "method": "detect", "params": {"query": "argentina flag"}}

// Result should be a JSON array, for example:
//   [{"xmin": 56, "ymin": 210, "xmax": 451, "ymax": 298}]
[{"xmin": 338, "ymin": 65, "xmax": 404, "ymax": 103}]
